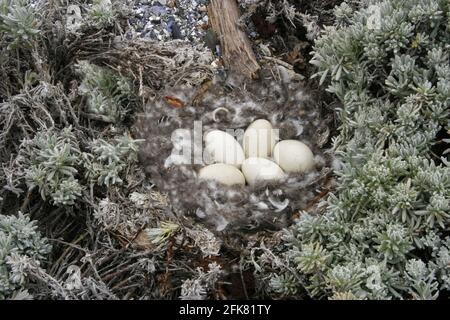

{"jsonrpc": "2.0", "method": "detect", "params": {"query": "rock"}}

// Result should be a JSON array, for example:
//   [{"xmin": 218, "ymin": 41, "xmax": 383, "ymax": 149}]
[
  {"xmin": 150, "ymin": 5, "xmax": 167, "ymax": 16},
  {"xmin": 241, "ymin": 157, "xmax": 285, "ymax": 186},
  {"xmin": 243, "ymin": 119, "xmax": 277, "ymax": 158},
  {"xmin": 204, "ymin": 130, "xmax": 245, "ymax": 167},
  {"xmin": 129, "ymin": 0, "xmax": 208, "ymax": 43},
  {"xmin": 171, "ymin": 21, "xmax": 183, "ymax": 39},
  {"xmin": 66, "ymin": 5, "xmax": 82, "ymax": 33},
  {"xmin": 198, "ymin": 164, "xmax": 245, "ymax": 186},
  {"xmin": 273, "ymin": 140, "xmax": 315, "ymax": 173}
]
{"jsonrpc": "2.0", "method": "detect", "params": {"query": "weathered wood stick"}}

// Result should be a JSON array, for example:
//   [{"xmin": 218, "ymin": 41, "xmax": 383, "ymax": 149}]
[{"xmin": 208, "ymin": 0, "xmax": 260, "ymax": 79}]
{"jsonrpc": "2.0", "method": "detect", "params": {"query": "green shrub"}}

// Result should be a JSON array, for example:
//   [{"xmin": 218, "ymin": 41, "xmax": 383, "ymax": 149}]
[
  {"xmin": 76, "ymin": 61, "xmax": 133, "ymax": 124},
  {"xmin": 16, "ymin": 127, "xmax": 142, "ymax": 205},
  {"xmin": 87, "ymin": 0, "xmax": 118, "ymax": 29},
  {"xmin": 83, "ymin": 133, "xmax": 143, "ymax": 187},
  {"xmin": 0, "ymin": 213, "xmax": 51, "ymax": 299},
  {"xmin": 19, "ymin": 127, "xmax": 83, "ymax": 206},
  {"xmin": 285, "ymin": 0, "xmax": 450, "ymax": 299},
  {"xmin": 0, "ymin": 0, "xmax": 40, "ymax": 50}
]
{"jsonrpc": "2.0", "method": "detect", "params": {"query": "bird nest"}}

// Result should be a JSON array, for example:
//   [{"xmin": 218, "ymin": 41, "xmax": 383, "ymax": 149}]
[{"xmin": 135, "ymin": 68, "xmax": 334, "ymax": 233}]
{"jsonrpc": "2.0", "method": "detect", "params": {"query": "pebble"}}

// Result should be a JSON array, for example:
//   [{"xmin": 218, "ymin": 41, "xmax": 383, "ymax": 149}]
[{"xmin": 128, "ymin": 0, "xmax": 210, "ymax": 44}]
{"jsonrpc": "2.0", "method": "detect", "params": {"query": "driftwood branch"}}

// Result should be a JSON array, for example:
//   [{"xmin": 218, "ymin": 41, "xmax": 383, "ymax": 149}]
[{"xmin": 208, "ymin": 0, "xmax": 260, "ymax": 79}]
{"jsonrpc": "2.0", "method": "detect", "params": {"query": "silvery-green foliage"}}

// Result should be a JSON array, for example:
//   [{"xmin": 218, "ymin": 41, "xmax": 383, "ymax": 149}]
[
  {"xmin": 66, "ymin": 0, "xmax": 123, "ymax": 33},
  {"xmin": 9, "ymin": 289, "xmax": 33, "ymax": 300},
  {"xmin": 16, "ymin": 127, "xmax": 142, "ymax": 205},
  {"xmin": 405, "ymin": 259, "xmax": 439, "ymax": 300},
  {"xmin": 83, "ymin": 133, "xmax": 143, "ymax": 187},
  {"xmin": 443, "ymin": 121, "xmax": 450, "ymax": 162},
  {"xmin": 333, "ymin": 2, "xmax": 353, "ymax": 27},
  {"xmin": 76, "ymin": 61, "xmax": 133, "ymax": 123},
  {"xmin": 0, "ymin": 213, "xmax": 50, "ymax": 299},
  {"xmin": 0, "ymin": 0, "xmax": 40, "ymax": 50},
  {"xmin": 180, "ymin": 278, "xmax": 206, "ymax": 300},
  {"xmin": 180, "ymin": 262, "xmax": 224, "ymax": 300},
  {"xmin": 145, "ymin": 221, "xmax": 179, "ymax": 246},
  {"xmin": 87, "ymin": 0, "xmax": 118, "ymax": 29},
  {"xmin": 431, "ymin": 238, "xmax": 450, "ymax": 290},
  {"xmin": 265, "ymin": 0, "xmax": 298, "ymax": 26},
  {"xmin": 268, "ymin": 273, "xmax": 298, "ymax": 297},
  {"xmin": 185, "ymin": 226, "xmax": 221, "ymax": 258},
  {"xmin": 288, "ymin": 0, "xmax": 450, "ymax": 299},
  {"xmin": 19, "ymin": 127, "xmax": 83, "ymax": 206}
]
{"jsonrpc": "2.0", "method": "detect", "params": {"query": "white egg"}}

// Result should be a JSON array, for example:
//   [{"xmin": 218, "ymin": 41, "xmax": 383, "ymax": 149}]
[
  {"xmin": 198, "ymin": 164, "xmax": 245, "ymax": 186},
  {"xmin": 204, "ymin": 130, "xmax": 245, "ymax": 167},
  {"xmin": 243, "ymin": 119, "xmax": 277, "ymax": 159},
  {"xmin": 273, "ymin": 140, "xmax": 315, "ymax": 173},
  {"xmin": 241, "ymin": 157, "xmax": 285, "ymax": 186}
]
